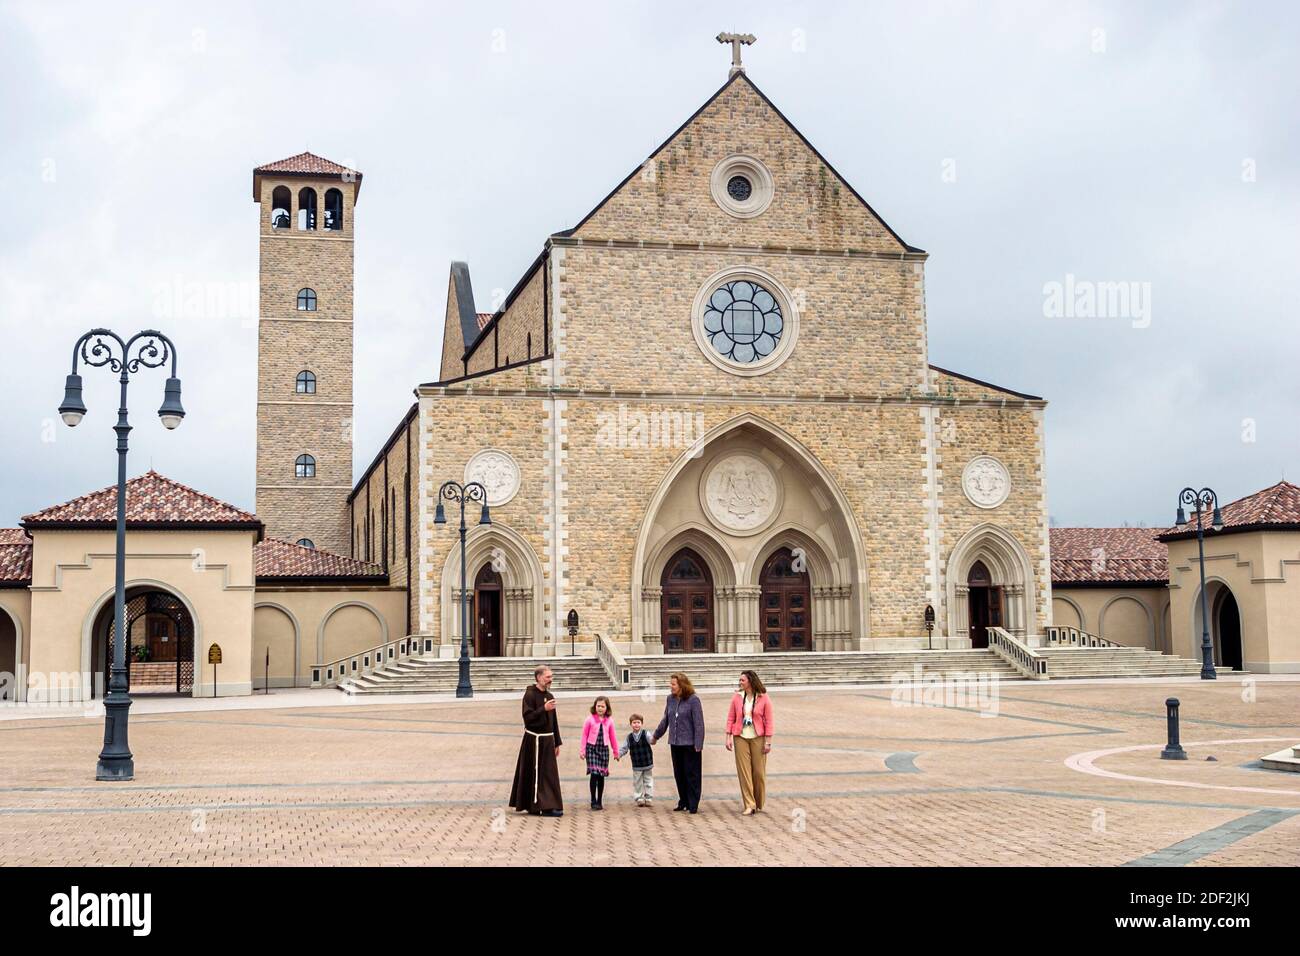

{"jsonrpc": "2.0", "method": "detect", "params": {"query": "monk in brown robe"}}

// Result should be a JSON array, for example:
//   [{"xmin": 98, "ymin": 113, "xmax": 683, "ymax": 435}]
[{"xmin": 509, "ymin": 665, "xmax": 564, "ymax": 816}]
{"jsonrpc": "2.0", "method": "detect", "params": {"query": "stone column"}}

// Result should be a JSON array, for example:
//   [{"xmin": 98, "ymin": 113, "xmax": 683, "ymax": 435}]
[
  {"xmin": 952, "ymin": 584, "xmax": 972, "ymax": 649},
  {"xmin": 639, "ymin": 586, "xmax": 663, "ymax": 656},
  {"xmin": 730, "ymin": 586, "xmax": 762, "ymax": 654}
]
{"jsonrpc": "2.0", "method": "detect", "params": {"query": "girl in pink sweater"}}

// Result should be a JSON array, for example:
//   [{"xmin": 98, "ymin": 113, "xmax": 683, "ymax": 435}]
[{"xmin": 580, "ymin": 696, "xmax": 620, "ymax": 810}]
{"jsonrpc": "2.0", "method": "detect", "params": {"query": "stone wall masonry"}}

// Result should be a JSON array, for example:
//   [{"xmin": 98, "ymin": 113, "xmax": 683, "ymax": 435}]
[
  {"xmin": 572, "ymin": 76, "xmax": 909, "ymax": 253},
  {"xmin": 556, "ymin": 244, "xmax": 926, "ymax": 397},
  {"xmin": 466, "ymin": 261, "xmax": 547, "ymax": 376}
]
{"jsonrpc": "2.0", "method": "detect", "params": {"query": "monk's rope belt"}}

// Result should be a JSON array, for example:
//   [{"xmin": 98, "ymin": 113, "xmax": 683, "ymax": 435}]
[{"xmin": 524, "ymin": 730, "xmax": 554, "ymax": 802}]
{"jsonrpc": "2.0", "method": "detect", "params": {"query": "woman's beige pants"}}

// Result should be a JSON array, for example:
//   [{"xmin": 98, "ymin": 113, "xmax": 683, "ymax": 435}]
[{"xmin": 733, "ymin": 735, "xmax": 767, "ymax": 810}]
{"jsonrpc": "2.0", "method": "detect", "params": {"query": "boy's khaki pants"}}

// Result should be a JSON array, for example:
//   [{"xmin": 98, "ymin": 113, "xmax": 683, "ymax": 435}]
[
  {"xmin": 733, "ymin": 735, "xmax": 767, "ymax": 811},
  {"xmin": 632, "ymin": 767, "xmax": 654, "ymax": 802}
]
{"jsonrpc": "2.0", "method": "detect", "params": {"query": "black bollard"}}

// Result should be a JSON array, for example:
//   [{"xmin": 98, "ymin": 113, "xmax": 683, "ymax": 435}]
[{"xmin": 1160, "ymin": 697, "xmax": 1187, "ymax": 760}]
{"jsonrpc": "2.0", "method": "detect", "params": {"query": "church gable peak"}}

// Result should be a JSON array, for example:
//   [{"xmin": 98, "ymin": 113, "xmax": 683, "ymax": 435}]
[{"xmin": 566, "ymin": 72, "xmax": 920, "ymax": 254}]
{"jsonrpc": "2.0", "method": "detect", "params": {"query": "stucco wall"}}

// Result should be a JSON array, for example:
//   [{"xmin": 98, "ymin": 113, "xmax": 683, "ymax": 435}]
[
  {"xmin": 1167, "ymin": 529, "xmax": 1300, "ymax": 673},
  {"xmin": 1051, "ymin": 586, "xmax": 1167, "ymax": 651},
  {"xmin": 252, "ymin": 586, "xmax": 408, "ymax": 687},
  {"xmin": 25, "ymin": 529, "xmax": 257, "ymax": 701}
]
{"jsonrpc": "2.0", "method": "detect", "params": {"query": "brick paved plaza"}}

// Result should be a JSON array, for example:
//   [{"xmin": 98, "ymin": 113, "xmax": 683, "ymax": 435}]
[{"xmin": 1, "ymin": 677, "xmax": 1298, "ymax": 867}]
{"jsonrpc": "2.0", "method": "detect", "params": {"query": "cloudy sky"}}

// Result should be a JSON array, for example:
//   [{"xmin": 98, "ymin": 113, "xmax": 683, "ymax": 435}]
[{"xmin": 1, "ymin": 0, "xmax": 1295, "ymax": 529}]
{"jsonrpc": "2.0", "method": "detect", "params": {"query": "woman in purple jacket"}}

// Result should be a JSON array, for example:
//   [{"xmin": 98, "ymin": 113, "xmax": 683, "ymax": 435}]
[{"xmin": 652, "ymin": 672, "xmax": 705, "ymax": 813}]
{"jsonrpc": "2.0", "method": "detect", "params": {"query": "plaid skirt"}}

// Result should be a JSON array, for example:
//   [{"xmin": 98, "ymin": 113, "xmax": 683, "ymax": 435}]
[{"xmin": 584, "ymin": 740, "xmax": 610, "ymax": 776}]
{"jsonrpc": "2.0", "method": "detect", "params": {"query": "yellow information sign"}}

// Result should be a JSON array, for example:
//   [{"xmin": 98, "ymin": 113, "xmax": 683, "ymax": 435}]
[{"xmin": 207, "ymin": 643, "xmax": 223, "ymax": 665}]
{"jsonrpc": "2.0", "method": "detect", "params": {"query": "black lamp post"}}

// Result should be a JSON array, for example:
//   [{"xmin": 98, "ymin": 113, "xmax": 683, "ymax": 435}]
[
  {"xmin": 567, "ymin": 608, "xmax": 579, "ymax": 656},
  {"xmin": 1175, "ymin": 487, "xmax": 1224, "ymax": 680},
  {"xmin": 60, "ymin": 329, "xmax": 184, "ymax": 781},
  {"xmin": 434, "ymin": 480, "xmax": 490, "ymax": 698}
]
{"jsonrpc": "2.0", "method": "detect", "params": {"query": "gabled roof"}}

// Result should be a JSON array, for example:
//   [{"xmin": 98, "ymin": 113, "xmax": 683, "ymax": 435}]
[
  {"xmin": 1050, "ymin": 527, "xmax": 1168, "ymax": 586},
  {"xmin": 252, "ymin": 151, "xmax": 362, "ymax": 200},
  {"xmin": 1158, "ymin": 481, "xmax": 1300, "ymax": 542},
  {"xmin": 560, "ymin": 71, "xmax": 922, "ymax": 253},
  {"xmin": 21, "ymin": 471, "xmax": 262, "ymax": 537},
  {"xmin": 0, "ymin": 530, "xmax": 32, "ymax": 587},
  {"xmin": 254, "ymin": 538, "xmax": 386, "ymax": 582}
]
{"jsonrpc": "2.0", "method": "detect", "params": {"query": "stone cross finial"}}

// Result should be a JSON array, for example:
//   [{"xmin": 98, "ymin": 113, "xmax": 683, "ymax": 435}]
[{"xmin": 717, "ymin": 32, "xmax": 756, "ymax": 76}]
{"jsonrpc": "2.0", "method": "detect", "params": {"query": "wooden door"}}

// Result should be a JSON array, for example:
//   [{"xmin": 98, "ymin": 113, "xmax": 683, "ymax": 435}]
[
  {"xmin": 474, "ymin": 564, "xmax": 503, "ymax": 657},
  {"xmin": 661, "ymin": 549, "xmax": 714, "ymax": 653},
  {"xmin": 760, "ymin": 547, "xmax": 812, "ymax": 651},
  {"xmin": 967, "ymin": 560, "xmax": 1002, "ymax": 648}
]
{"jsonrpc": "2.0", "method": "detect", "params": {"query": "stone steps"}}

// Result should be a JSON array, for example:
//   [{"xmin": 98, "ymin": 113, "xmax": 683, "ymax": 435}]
[
  {"xmin": 1260, "ymin": 744, "xmax": 1300, "ymax": 773},
  {"xmin": 1040, "ymin": 645, "xmax": 1206, "ymax": 679},
  {"xmin": 340, "ymin": 650, "xmax": 1020, "ymax": 695},
  {"xmin": 339, "ymin": 645, "xmax": 1221, "ymax": 695}
]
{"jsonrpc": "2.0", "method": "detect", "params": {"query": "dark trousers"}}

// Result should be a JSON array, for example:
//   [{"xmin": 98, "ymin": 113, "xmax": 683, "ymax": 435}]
[{"xmin": 670, "ymin": 744, "xmax": 702, "ymax": 811}]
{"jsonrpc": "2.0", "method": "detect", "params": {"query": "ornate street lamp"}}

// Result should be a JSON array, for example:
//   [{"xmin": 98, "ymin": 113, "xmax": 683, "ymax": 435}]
[
  {"xmin": 1175, "ymin": 487, "xmax": 1224, "ymax": 680},
  {"xmin": 60, "ymin": 329, "xmax": 184, "ymax": 781},
  {"xmin": 434, "ymin": 480, "xmax": 490, "ymax": 698}
]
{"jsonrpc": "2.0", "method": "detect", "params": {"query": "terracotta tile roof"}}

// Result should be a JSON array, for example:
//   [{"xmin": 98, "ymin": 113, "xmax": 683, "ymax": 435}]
[
  {"xmin": 0, "ymin": 531, "xmax": 32, "ymax": 585},
  {"xmin": 476, "ymin": 312, "xmax": 493, "ymax": 331},
  {"xmin": 254, "ymin": 538, "xmax": 386, "ymax": 580},
  {"xmin": 1050, "ymin": 527, "xmax": 1168, "ymax": 585},
  {"xmin": 21, "ymin": 471, "xmax": 261, "ymax": 533},
  {"xmin": 253, "ymin": 151, "xmax": 361, "ymax": 200},
  {"xmin": 1159, "ymin": 481, "xmax": 1300, "ymax": 541},
  {"xmin": 254, "ymin": 151, "xmax": 358, "ymax": 178}
]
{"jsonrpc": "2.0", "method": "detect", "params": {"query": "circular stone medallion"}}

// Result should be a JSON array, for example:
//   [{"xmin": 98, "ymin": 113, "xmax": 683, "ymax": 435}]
[
  {"xmin": 700, "ymin": 452, "xmax": 781, "ymax": 536},
  {"xmin": 465, "ymin": 449, "xmax": 521, "ymax": 507},
  {"xmin": 962, "ymin": 455, "xmax": 1011, "ymax": 509}
]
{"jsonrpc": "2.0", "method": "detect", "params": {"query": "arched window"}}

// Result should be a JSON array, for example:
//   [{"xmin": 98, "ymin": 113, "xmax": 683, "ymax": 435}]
[
  {"xmin": 271, "ymin": 186, "xmax": 291, "ymax": 229},
  {"xmin": 297, "ymin": 188, "xmax": 317, "ymax": 230},
  {"xmin": 296, "ymin": 370, "xmax": 316, "ymax": 393},
  {"xmin": 295, "ymin": 454, "xmax": 316, "ymax": 478},
  {"xmin": 296, "ymin": 288, "xmax": 316, "ymax": 311},
  {"xmin": 324, "ymin": 188, "xmax": 344, "ymax": 231},
  {"xmin": 296, "ymin": 538, "xmax": 315, "ymax": 549}
]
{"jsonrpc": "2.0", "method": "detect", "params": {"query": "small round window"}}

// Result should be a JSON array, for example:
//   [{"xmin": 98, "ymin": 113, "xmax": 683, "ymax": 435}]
[
  {"xmin": 726, "ymin": 175, "xmax": 753, "ymax": 202},
  {"xmin": 703, "ymin": 280, "xmax": 783, "ymax": 365}
]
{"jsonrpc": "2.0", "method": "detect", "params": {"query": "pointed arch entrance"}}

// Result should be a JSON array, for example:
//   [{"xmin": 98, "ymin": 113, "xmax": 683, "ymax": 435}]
[
  {"xmin": 631, "ymin": 414, "xmax": 868, "ymax": 653},
  {"xmin": 759, "ymin": 547, "xmax": 812, "ymax": 651},
  {"xmin": 945, "ymin": 523, "xmax": 1034, "ymax": 645},
  {"xmin": 660, "ymin": 548, "xmax": 715, "ymax": 653}
]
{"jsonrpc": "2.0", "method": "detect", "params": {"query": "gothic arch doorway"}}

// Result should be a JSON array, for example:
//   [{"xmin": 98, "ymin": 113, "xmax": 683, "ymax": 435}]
[
  {"xmin": 1214, "ymin": 588, "xmax": 1243, "ymax": 671},
  {"xmin": 660, "ymin": 548, "xmax": 715, "ymax": 653},
  {"xmin": 473, "ymin": 563, "xmax": 503, "ymax": 658},
  {"xmin": 91, "ymin": 589, "xmax": 195, "ymax": 696},
  {"xmin": 760, "ymin": 547, "xmax": 811, "ymax": 651},
  {"xmin": 966, "ymin": 560, "xmax": 1004, "ymax": 649}
]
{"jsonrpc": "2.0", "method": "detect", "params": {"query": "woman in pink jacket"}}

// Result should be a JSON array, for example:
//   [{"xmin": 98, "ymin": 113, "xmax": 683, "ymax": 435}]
[
  {"xmin": 725, "ymin": 670, "xmax": 773, "ymax": 815},
  {"xmin": 579, "ymin": 696, "xmax": 620, "ymax": 810}
]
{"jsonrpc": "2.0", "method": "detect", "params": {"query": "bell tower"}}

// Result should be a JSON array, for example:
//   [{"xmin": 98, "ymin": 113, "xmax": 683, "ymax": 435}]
[{"xmin": 252, "ymin": 152, "xmax": 361, "ymax": 554}]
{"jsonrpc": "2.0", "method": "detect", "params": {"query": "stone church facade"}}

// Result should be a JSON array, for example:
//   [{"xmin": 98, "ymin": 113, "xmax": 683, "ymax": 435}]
[{"xmin": 342, "ymin": 68, "xmax": 1052, "ymax": 659}]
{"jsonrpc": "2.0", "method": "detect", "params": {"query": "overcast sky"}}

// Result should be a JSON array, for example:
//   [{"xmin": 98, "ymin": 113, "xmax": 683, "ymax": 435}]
[{"xmin": 1, "ymin": 0, "xmax": 1296, "ymax": 530}]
